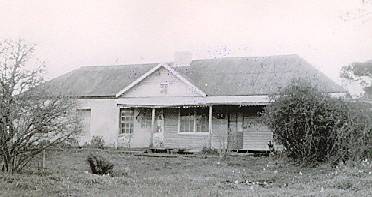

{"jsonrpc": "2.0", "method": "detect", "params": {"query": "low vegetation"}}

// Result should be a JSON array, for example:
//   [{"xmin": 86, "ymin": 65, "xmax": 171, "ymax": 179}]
[
  {"xmin": 86, "ymin": 154, "xmax": 114, "ymax": 175},
  {"xmin": 86, "ymin": 136, "xmax": 105, "ymax": 149},
  {"xmin": 0, "ymin": 149, "xmax": 372, "ymax": 196}
]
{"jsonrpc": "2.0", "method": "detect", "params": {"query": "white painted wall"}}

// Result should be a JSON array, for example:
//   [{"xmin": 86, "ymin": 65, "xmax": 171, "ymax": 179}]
[
  {"xmin": 77, "ymin": 99, "xmax": 154, "ymax": 148},
  {"xmin": 77, "ymin": 99, "xmax": 119, "ymax": 146}
]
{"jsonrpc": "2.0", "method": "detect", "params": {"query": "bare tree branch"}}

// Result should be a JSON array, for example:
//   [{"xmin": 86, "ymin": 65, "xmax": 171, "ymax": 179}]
[{"xmin": 0, "ymin": 39, "xmax": 80, "ymax": 173}]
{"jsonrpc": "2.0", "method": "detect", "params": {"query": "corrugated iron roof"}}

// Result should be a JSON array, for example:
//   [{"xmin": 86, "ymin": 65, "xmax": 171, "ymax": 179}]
[{"xmin": 41, "ymin": 54, "xmax": 345, "ymax": 97}]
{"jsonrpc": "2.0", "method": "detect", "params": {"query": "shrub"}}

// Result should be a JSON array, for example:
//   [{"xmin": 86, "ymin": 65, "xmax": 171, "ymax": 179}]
[
  {"xmin": 89, "ymin": 136, "xmax": 105, "ymax": 149},
  {"xmin": 86, "ymin": 154, "xmax": 114, "ymax": 175},
  {"xmin": 262, "ymin": 79, "xmax": 372, "ymax": 164},
  {"xmin": 333, "ymin": 102, "xmax": 372, "ymax": 161},
  {"xmin": 201, "ymin": 147, "xmax": 218, "ymax": 155},
  {"xmin": 56, "ymin": 138, "xmax": 79, "ymax": 148}
]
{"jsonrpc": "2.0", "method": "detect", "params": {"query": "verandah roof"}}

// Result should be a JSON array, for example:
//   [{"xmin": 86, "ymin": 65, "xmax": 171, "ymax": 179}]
[{"xmin": 116, "ymin": 96, "xmax": 270, "ymax": 108}]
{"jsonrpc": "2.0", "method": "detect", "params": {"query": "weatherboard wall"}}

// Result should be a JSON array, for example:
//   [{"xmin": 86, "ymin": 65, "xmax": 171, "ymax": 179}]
[
  {"xmin": 162, "ymin": 107, "xmax": 273, "ymax": 150},
  {"xmin": 76, "ymin": 99, "xmax": 274, "ymax": 150}
]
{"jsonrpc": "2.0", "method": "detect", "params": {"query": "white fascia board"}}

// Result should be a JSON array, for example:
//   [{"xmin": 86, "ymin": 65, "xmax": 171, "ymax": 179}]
[
  {"xmin": 115, "ymin": 63, "xmax": 207, "ymax": 98},
  {"xmin": 162, "ymin": 64, "xmax": 207, "ymax": 97},
  {"xmin": 115, "ymin": 64, "xmax": 163, "ymax": 97}
]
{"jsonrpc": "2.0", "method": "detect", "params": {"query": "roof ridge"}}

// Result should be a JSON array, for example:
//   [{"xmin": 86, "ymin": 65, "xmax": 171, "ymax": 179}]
[
  {"xmin": 79, "ymin": 63, "xmax": 158, "ymax": 70},
  {"xmin": 77, "ymin": 54, "xmax": 300, "ymax": 69},
  {"xmin": 190, "ymin": 54, "xmax": 300, "ymax": 62}
]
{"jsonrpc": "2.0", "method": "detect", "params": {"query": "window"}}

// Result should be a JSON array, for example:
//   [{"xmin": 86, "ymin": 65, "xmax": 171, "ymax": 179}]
[
  {"xmin": 179, "ymin": 108, "xmax": 209, "ymax": 133},
  {"xmin": 195, "ymin": 108, "xmax": 208, "ymax": 132},
  {"xmin": 120, "ymin": 108, "xmax": 134, "ymax": 134},
  {"xmin": 242, "ymin": 116, "xmax": 265, "ymax": 131},
  {"xmin": 180, "ymin": 108, "xmax": 194, "ymax": 132},
  {"xmin": 138, "ymin": 109, "xmax": 152, "ymax": 128},
  {"xmin": 241, "ymin": 106, "xmax": 266, "ymax": 131},
  {"xmin": 228, "ymin": 112, "xmax": 238, "ymax": 132},
  {"xmin": 160, "ymin": 83, "xmax": 168, "ymax": 94},
  {"xmin": 77, "ymin": 109, "xmax": 91, "ymax": 135}
]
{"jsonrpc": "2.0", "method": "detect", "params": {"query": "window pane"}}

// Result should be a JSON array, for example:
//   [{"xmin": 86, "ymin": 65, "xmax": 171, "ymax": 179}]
[
  {"xmin": 77, "ymin": 109, "xmax": 91, "ymax": 135},
  {"xmin": 180, "ymin": 108, "xmax": 194, "ymax": 132},
  {"xmin": 195, "ymin": 108, "xmax": 209, "ymax": 132},
  {"xmin": 120, "ymin": 108, "xmax": 134, "ymax": 134}
]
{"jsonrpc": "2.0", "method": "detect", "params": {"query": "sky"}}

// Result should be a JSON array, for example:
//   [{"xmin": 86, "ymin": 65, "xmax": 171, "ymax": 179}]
[{"xmin": 0, "ymin": 0, "xmax": 371, "ymax": 94}]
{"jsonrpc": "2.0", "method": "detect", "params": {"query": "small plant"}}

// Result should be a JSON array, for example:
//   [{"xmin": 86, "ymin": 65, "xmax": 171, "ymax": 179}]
[
  {"xmin": 335, "ymin": 180, "xmax": 353, "ymax": 190},
  {"xmin": 56, "ymin": 138, "xmax": 79, "ymax": 148},
  {"xmin": 86, "ymin": 154, "xmax": 114, "ymax": 175},
  {"xmin": 89, "ymin": 136, "xmax": 105, "ymax": 149},
  {"xmin": 368, "ymin": 149, "xmax": 372, "ymax": 159},
  {"xmin": 201, "ymin": 147, "xmax": 218, "ymax": 155}
]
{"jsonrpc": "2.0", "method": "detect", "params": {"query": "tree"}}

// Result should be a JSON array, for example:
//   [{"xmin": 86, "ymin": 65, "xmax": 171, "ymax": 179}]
[
  {"xmin": 0, "ymin": 39, "xmax": 80, "ymax": 173},
  {"xmin": 263, "ymin": 80, "xmax": 372, "ymax": 165},
  {"xmin": 340, "ymin": 0, "xmax": 372, "ymax": 23},
  {"xmin": 341, "ymin": 60, "xmax": 372, "ymax": 98}
]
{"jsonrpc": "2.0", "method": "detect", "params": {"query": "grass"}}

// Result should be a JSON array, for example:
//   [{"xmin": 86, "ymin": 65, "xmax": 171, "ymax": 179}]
[{"xmin": 0, "ymin": 149, "xmax": 372, "ymax": 196}]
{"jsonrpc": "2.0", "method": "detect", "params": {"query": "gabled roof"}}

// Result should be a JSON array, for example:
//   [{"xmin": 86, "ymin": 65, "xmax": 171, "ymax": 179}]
[
  {"xmin": 42, "ymin": 54, "xmax": 345, "ymax": 97},
  {"xmin": 115, "ymin": 63, "xmax": 207, "ymax": 97}
]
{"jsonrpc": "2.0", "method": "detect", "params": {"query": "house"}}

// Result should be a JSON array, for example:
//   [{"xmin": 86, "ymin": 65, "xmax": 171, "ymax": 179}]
[{"xmin": 43, "ymin": 54, "xmax": 346, "ymax": 151}]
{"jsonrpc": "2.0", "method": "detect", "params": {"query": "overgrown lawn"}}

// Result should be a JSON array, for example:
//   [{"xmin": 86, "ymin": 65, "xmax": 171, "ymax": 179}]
[{"xmin": 0, "ymin": 149, "xmax": 371, "ymax": 196}]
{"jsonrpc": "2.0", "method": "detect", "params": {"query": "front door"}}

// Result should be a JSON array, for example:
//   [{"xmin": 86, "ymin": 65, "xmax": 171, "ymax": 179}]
[
  {"xmin": 153, "ymin": 109, "xmax": 164, "ymax": 147},
  {"xmin": 227, "ymin": 112, "xmax": 243, "ymax": 150}
]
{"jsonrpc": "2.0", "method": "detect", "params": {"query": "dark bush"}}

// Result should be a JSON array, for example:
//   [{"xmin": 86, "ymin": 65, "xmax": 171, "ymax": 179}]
[
  {"xmin": 262, "ymin": 79, "xmax": 372, "ymax": 164},
  {"xmin": 334, "ymin": 102, "xmax": 372, "ymax": 161},
  {"xmin": 201, "ymin": 147, "xmax": 218, "ymax": 155},
  {"xmin": 86, "ymin": 154, "xmax": 114, "ymax": 175}
]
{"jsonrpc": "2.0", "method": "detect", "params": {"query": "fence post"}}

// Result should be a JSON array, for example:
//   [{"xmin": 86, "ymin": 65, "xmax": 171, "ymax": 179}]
[{"xmin": 42, "ymin": 150, "xmax": 46, "ymax": 169}]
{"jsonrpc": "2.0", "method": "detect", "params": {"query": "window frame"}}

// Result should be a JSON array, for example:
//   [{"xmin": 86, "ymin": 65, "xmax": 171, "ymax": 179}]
[
  {"xmin": 177, "ymin": 107, "xmax": 209, "ymax": 135},
  {"xmin": 138, "ymin": 109, "xmax": 152, "ymax": 129},
  {"xmin": 77, "ymin": 108, "xmax": 91, "ymax": 136},
  {"xmin": 160, "ymin": 82, "xmax": 169, "ymax": 95},
  {"xmin": 119, "ymin": 108, "xmax": 134, "ymax": 134}
]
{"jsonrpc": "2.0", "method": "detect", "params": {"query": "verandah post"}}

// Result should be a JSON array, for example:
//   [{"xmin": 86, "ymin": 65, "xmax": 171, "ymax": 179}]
[
  {"xmin": 150, "ymin": 108, "xmax": 156, "ymax": 148},
  {"xmin": 208, "ymin": 105, "xmax": 213, "ymax": 148}
]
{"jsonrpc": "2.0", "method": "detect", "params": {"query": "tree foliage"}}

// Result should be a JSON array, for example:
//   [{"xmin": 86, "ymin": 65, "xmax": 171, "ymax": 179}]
[
  {"xmin": 263, "ymin": 80, "xmax": 372, "ymax": 165},
  {"xmin": 0, "ymin": 39, "xmax": 80, "ymax": 173},
  {"xmin": 341, "ymin": 61, "xmax": 372, "ymax": 97}
]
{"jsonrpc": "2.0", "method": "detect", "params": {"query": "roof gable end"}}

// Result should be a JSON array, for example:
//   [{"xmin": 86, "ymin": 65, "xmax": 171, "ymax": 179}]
[{"xmin": 115, "ymin": 63, "xmax": 207, "ymax": 98}]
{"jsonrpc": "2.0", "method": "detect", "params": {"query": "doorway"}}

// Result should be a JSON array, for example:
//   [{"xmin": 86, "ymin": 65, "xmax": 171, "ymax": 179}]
[
  {"xmin": 153, "ymin": 109, "xmax": 164, "ymax": 147},
  {"xmin": 227, "ymin": 110, "xmax": 243, "ymax": 150}
]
